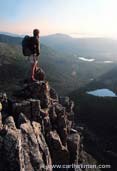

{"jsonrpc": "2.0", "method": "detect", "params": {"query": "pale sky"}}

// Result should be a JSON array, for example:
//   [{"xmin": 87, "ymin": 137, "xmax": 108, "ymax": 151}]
[{"xmin": 0, "ymin": 0, "xmax": 117, "ymax": 37}]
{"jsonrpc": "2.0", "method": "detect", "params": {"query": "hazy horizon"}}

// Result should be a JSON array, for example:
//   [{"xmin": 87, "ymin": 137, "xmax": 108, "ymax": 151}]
[
  {"xmin": 0, "ymin": 0, "xmax": 117, "ymax": 38},
  {"xmin": 1, "ymin": 30, "xmax": 117, "ymax": 40}
]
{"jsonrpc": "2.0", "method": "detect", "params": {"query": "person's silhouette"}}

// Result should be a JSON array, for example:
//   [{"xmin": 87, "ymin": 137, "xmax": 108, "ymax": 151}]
[{"xmin": 30, "ymin": 29, "xmax": 40, "ymax": 80}]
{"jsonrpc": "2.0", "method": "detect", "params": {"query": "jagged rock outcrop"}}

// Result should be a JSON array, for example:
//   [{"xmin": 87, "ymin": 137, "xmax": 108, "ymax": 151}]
[
  {"xmin": 0, "ymin": 68, "xmax": 94, "ymax": 171},
  {"xmin": 0, "ymin": 113, "xmax": 52, "ymax": 171}
]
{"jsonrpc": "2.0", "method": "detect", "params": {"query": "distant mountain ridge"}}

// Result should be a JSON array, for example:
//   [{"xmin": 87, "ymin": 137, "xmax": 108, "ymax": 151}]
[
  {"xmin": 0, "ymin": 34, "xmax": 22, "ymax": 45},
  {"xmin": 41, "ymin": 33, "xmax": 117, "ymax": 61},
  {"xmin": 0, "ymin": 31, "xmax": 23, "ymax": 37},
  {"xmin": 1, "ymin": 32, "xmax": 117, "ymax": 61}
]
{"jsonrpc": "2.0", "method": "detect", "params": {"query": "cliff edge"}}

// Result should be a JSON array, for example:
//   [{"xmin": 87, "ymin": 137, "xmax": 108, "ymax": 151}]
[{"xmin": 0, "ymin": 68, "xmax": 99, "ymax": 171}]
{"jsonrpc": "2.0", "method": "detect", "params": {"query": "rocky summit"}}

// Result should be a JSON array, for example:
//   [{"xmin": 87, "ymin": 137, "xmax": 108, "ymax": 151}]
[{"xmin": 0, "ymin": 68, "xmax": 98, "ymax": 171}]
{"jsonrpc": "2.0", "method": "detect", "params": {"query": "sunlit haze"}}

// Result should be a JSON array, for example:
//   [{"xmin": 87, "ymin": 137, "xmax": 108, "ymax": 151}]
[{"xmin": 0, "ymin": 0, "xmax": 117, "ymax": 38}]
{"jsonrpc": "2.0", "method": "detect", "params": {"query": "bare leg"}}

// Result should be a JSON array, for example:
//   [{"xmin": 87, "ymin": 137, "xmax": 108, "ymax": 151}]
[{"xmin": 31, "ymin": 61, "xmax": 38, "ymax": 80}]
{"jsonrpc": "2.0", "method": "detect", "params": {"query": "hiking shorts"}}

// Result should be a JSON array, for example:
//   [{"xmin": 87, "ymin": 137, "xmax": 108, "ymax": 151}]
[{"xmin": 28, "ymin": 54, "xmax": 39, "ymax": 64}]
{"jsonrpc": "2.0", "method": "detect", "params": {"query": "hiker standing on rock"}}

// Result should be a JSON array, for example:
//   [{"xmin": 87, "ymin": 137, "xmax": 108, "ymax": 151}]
[
  {"xmin": 31, "ymin": 29, "xmax": 40, "ymax": 80},
  {"xmin": 22, "ymin": 29, "xmax": 40, "ymax": 81}
]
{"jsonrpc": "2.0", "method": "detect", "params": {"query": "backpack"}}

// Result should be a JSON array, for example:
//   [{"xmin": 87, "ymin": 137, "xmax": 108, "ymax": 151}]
[{"xmin": 22, "ymin": 36, "xmax": 34, "ymax": 56}]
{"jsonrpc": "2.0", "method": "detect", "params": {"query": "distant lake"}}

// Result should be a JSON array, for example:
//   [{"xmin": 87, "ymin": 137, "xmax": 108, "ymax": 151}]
[
  {"xmin": 78, "ymin": 57, "xmax": 95, "ymax": 62},
  {"xmin": 74, "ymin": 55, "xmax": 114, "ymax": 64},
  {"xmin": 104, "ymin": 61, "xmax": 113, "ymax": 63},
  {"xmin": 96, "ymin": 60, "xmax": 114, "ymax": 64},
  {"xmin": 87, "ymin": 89, "xmax": 117, "ymax": 97}
]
